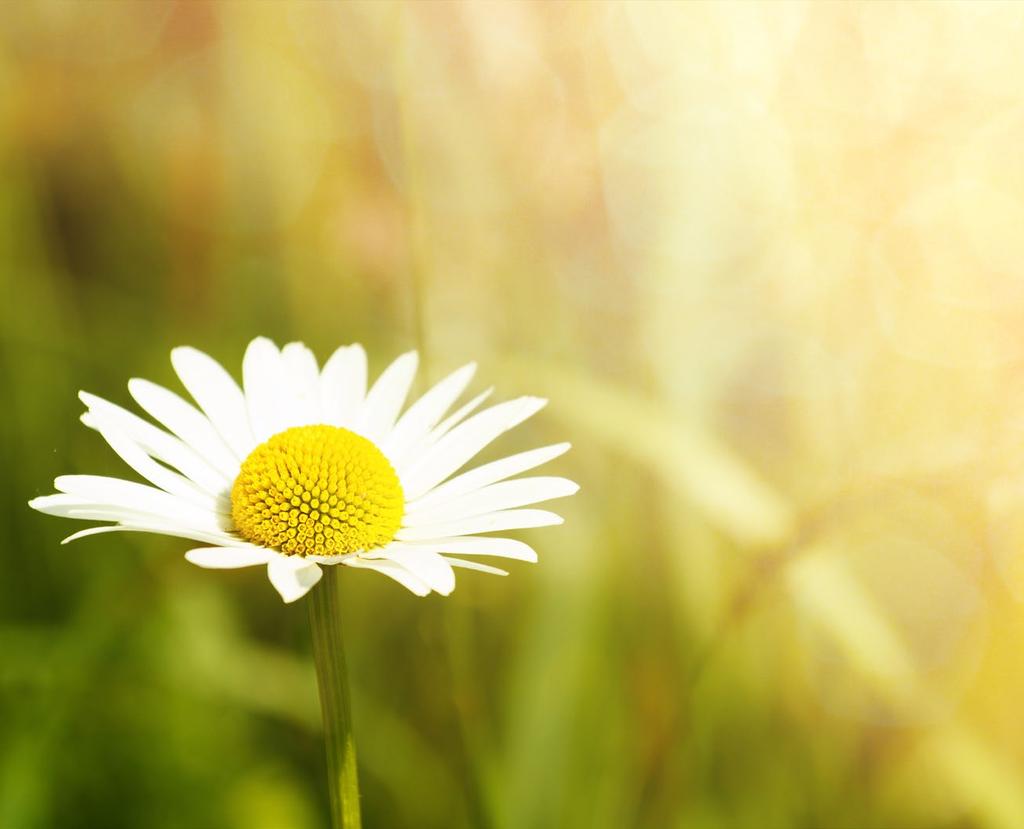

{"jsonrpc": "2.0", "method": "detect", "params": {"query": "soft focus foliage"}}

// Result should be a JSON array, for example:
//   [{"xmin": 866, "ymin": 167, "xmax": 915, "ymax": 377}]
[{"xmin": 4, "ymin": 2, "xmax": 1024, "ymax": 827}]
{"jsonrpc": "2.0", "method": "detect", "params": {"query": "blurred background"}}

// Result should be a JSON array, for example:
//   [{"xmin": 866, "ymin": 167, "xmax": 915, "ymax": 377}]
[{"xmin": 4, "ymin": 2, "xmax": 1024, "ymax": 827}]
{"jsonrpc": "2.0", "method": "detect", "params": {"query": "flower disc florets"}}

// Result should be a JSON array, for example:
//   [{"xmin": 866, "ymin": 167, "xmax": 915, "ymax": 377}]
[{"xmin": 231, "ymin": 424, "xmax": 403, "ymax": 557}]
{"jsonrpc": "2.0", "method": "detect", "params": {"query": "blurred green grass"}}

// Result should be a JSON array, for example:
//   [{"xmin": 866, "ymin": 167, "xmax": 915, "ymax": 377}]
[{"xmin": 5, "ymin": 2, "xmax": 1024, "ymax": 828}]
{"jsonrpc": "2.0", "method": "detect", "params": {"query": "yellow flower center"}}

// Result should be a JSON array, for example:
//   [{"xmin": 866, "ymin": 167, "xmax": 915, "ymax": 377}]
[{"xmin": 231, "ymin": 424, "xmax": 404, "ymax": 557}]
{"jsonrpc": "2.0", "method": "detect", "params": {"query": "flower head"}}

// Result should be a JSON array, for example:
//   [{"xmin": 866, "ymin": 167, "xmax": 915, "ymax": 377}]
[{"xmin": 30, "ymin": 338, "xmax": 576, "ymax": 602}]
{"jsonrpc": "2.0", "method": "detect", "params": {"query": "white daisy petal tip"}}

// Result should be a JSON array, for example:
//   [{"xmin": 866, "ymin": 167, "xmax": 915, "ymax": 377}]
[
  {"xmin": 445, "ymin": 557, "xmax": 510, "ymax": 577},
  {"xmin": 168, "ymin": 345, "xmax": 198, "ymax": 370},
  {"xmin": 28, "ymin": 496, "xmax": 53, "ymax": 514},
  {"xmin": 60, "ymin": 525, "xmax": 115, "ymax": 545},
  {"xmin": 343, "ymin": 556, "xmax": 433, "ymax": 596},
  {"xmin": 520, "ymin": 396, "xmax": 548, "ymax": 416},
  {"xmin": 383, "ymin": 550, "xmax": 456, "ymax": 595},
  {"xmin": 267, "ymin": 555, "xmax": 324, "ymax": 603},
  {"xmin": 431, "ymin": 579, "xmax": 455, "ymax": 597},
  {"xmin": 548, "ymin": 440, "xmax": 573, "ymax": 458},
  {"xmin": 79, "ymin": 412, "xmax": 101, "ymax": 433},
  {"xmin": 248, "ymin": 335, "xmax": 278, "ymax": 350}
]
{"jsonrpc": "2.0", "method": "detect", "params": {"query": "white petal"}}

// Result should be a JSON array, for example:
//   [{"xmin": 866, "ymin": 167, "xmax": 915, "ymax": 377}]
[
  {"xmin": 51, "ymin": 498, "xmax": 225, "ymax": 540},
  {"xmin": 31, "ymin": 497, "xmax": 167, "ymax": 522},
  {"xmin": 395, "ymin": 508, "xmax": 563, "ymax": 541},
  {"xmin": 267, "ymin": 555, "xmax": 323, "ymax": 603},
  {"xmin": 53, "ymin": 474, "xmax": 204, "ymax": 512},
  {"xmin": 281, "ymin": 342, "xmax": 321, "ymax": 425},
  {"xmin": 60, "ymin": 524, "xmax": 143, "ymax": 544},
  {"xmin": 400, "ymin": 397, "xmax": 547, "ymax": 500},
  {"xmin": 243, "ymin": 337, "xmax": 288, "ymax": 442},
  {"xmin": 430, "ymin": 387, "xmax": 493, "ymax": 442},
  {"xmin": 185, "ymin": 545, "xmax": 274, "ymax": 569},
  {"xmin": 320, "ymin": 344, "xmax": 367, "ymax": 427},
  {"xmin": 390, "ymin": 388, "xmax": 495, "ymax": 481},
  {"xmin": 128, "ymin": 378, "xmax": 240, "ymax": 477},
  {"xmin": 344, "ymin": 556, "xmax": 431, "ymax": 596},
  {"xmin": 382, "ymin": 362, "xmax": 476, "ymax": 464},
  {"xmin": 170, "ymin": 346, "xmax": 255, "ymax": 459},
  {"xmin": 80, "ymin": 394, "xmax": 228, "ymax": 493},
  {"xmin": 58, "ymin": 521, "xmax": 248, "ymax": 548},
  {"xmin": 403, "ymin": 476, "xmax": 577, "ymax": 526},
  {"xmin": 91, "ymin": 423, "xmax": 228, "ymax": 512},
  {"xmin": 356, "ymin": 351, "xmax": 418, "ymax": 442},
  {"xmin": 379, "ymin": 548, "xmax": 455, "ymax": 594},
  {"xmin": 389, "ymin": 536, "xmax": 538, "ymax": 562},
  {"xmin": 443, "ymin": 557, "xmax": 508, "ymax": 576},
  {"xmin": 48, "ymin": 477, "xmax": 230, "ymax": 532},
  {"xmin": 407, "ymin": 443, "xmax": 571, "ymax": 512}
]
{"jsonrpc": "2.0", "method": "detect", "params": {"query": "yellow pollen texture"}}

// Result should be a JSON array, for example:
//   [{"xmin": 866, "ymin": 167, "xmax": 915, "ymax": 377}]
[{"xmin": 231, "ymin": 424, "xmax": 404, "ymax": 557}]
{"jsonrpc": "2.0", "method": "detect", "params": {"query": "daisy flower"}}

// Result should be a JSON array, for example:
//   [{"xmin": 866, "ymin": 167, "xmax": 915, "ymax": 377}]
[{"xmin": 29, "ymin": 338, "xmax": 577, "ymax": 603}]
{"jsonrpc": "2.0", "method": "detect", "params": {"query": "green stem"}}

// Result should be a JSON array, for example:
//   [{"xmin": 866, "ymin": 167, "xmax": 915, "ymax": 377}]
[{"xmin": 309, "ymin": 566, "xmax": 362, "ymax": 829}]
